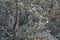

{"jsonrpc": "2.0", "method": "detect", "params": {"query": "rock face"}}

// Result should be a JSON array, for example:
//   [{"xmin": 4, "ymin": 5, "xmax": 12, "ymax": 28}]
[{"xmin": 0, "ymin": 0, "xmax": 60, "ymax": 40}]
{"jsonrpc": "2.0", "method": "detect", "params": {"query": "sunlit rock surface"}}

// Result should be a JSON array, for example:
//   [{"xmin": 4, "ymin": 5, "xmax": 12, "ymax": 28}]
[{"xmin": 0, "ymin": 0, "xmax": 60, "ymax": 40}]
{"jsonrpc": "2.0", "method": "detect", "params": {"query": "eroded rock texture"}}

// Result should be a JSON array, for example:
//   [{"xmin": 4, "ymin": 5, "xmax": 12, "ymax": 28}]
[{"xmin": 0, "ymin": 0, "xmax": 60, "ymax": 40}]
